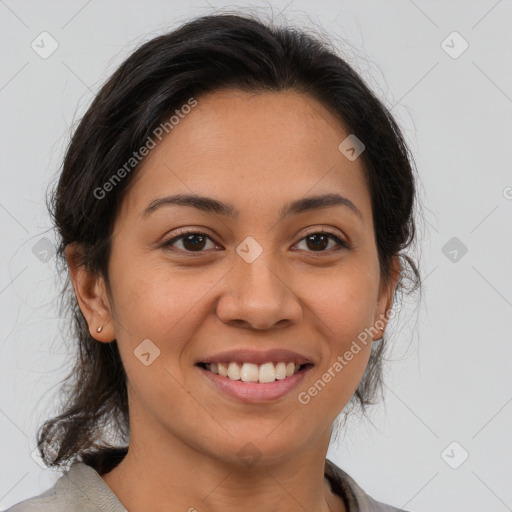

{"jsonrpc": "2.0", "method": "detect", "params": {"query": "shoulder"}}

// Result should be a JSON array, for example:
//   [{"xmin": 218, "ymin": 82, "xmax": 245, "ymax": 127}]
[
  {"xmin": 325, "ymin": 458, "xmax": 412, "ymax": 512},
  {"xmin": 4, "ymin": 462, "xmax": 126, "ymax": 512},
  {"xmin": 4, "ymin": 485, "xmax": 59, "ymax": 512}
]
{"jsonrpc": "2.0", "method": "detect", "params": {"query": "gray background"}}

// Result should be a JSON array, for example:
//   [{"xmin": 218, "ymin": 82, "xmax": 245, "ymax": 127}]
[{"xmin": 1, "ymin": 1, "xmax": 511, "ymax": 511}]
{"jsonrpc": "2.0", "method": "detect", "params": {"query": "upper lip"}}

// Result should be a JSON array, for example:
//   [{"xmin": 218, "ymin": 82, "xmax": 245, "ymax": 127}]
[{"xmin": 197, "ymin": 348, "xmax": 314, "ymax": 366}]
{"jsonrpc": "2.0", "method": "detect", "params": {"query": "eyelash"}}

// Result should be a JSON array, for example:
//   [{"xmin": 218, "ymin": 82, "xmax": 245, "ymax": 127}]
[{"xmin": 161, "ymin": 228, "xmax": 348, "ymax": 254}]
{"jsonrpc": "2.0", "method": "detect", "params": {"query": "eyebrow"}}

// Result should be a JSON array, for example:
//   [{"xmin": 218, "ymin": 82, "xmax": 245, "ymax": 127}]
[{"xmin": 142, "ymin": 192, "xmax": 363, "ymax": 222}]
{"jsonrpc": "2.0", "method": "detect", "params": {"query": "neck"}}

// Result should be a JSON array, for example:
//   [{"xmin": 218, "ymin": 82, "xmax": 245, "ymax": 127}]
[{"xmin": 100, "ymin": 413, "xmax": 345, "ymax": 512}]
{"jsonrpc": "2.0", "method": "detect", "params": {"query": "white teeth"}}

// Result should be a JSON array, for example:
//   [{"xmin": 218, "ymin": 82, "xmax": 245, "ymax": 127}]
[
  {"xmin": 240, "ymin": 363, "xmax": 259, "ymax": 382},
  {"xmin": 275, "ymin": 362, "xmax": 287, "ymax": 380},
  {"xmin": 218, "ymin": 362, "xmax": 228, "ymax": 377},
  {"xmin": 227, "ymin": 362, "xmax": 241, "ymax": 380},
  {"xmin": 204, "ymin": 361, "xmax": 305, "ymax": 383},
  {"xmin": 258, "ymin": 362, "xmax": 276, "ymax": 383}
]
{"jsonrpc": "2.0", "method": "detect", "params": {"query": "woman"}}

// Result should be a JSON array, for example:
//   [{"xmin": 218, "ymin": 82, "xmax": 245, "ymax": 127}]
[{"xmin": 8, "ymin": 11, "xmax": 420, "ymax": 512}]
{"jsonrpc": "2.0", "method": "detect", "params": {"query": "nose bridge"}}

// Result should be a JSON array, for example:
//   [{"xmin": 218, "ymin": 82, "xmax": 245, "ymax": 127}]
[
  {"xmin": 239, "ymin": 248, "xmax": 280, "ymax": 294},
  {"xmin": 234, "ymin": 236, "xmax": 286, "ymax": 303},
  {"xmin": 216, "ymin": 236, "xmax": 301, "ymax": 329}
]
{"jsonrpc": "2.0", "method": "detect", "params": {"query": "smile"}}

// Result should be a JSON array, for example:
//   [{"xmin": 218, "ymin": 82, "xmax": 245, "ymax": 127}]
[
  {"xmin": 198, "ymin": 361, "xmax": 313, "ymax": 383},
  {"xmin": 196, "ymin": 362, "xmax": 314, "ymax": 403}
]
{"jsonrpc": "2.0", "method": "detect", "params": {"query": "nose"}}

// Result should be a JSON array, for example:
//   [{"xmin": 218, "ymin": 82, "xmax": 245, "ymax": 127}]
[{"xmin": 216, "ymin": 250, "xmax": 303, "ymax": 330}]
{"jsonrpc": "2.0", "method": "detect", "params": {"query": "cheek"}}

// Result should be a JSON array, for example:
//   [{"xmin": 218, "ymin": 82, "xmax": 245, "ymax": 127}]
[
  {"xmin": 109, "ymin": 254, "xmax": 204, "ymax": 330},
  {"xmin": 305, "ymin": 261, "xmax": 379, "ymax": 343},
  {"xmin": 107, "ymin": 258, "xmax": 220, "ymax": 369},
  {"xmin": 295, "ymin": 265, "xmax": 377, "ymax": 409},
  {"xmin": 106, "ymin": 263, "xmax": 220, "ymax": 429}
]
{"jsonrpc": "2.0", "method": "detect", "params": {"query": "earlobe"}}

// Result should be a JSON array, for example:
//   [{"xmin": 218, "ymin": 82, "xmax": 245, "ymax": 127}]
[{"xmin": 65, "ymin": 243, "xmax": 114, "ymax": 343}]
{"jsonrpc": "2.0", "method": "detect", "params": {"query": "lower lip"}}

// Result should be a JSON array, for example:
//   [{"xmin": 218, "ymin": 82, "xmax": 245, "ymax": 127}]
[{"xmin": 197, "ymin": 365, "xmax": 313, "ymax": 403}]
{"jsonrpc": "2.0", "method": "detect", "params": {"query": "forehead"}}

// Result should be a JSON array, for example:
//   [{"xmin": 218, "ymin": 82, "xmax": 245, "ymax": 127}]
[{"xmin": 118, "ymin": 89, "xmax": 372, "ymax": 223}]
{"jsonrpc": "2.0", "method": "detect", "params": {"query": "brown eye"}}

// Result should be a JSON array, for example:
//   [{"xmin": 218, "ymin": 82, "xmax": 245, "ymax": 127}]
[
  {"xmin": 295, "ymin": 231, "xmax": 347, "ymax": 252},
  {"xmin": 163, "ymin": 232, "xmax": 216, "ymax": 252}
]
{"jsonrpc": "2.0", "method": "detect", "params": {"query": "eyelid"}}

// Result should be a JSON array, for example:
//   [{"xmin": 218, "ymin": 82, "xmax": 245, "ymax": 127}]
[{"xmin": 301, "ymin": 226, "xmax": 344, "ymax": 239}]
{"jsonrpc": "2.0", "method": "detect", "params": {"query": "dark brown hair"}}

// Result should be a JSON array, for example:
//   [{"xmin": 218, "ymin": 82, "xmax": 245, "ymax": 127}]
[{"xmin": 38, "ymin": 11, "xmax": 421, "ymax": 473}]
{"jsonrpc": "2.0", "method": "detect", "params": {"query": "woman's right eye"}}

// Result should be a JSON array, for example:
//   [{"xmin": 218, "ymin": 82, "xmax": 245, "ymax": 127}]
[{"xmin": 162, "ymin": 231, "xmax": 218, "ymax": 252}]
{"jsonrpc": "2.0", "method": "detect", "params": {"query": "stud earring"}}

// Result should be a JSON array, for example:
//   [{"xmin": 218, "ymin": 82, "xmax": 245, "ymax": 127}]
[{"xmin": 96, "ymin": 325, "xmax": 103, "ymax": 333}]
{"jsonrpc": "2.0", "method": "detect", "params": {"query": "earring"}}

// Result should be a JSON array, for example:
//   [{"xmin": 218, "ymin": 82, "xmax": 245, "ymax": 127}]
[{"xmin": 96, "ymin": 325, "xmax": 103, "ymax": 333}]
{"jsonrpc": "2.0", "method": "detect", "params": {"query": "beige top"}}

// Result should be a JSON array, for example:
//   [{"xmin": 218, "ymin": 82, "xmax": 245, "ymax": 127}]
[{"xmin": 6, "ymin": 458, "xmax": 410, "ymax": 511}]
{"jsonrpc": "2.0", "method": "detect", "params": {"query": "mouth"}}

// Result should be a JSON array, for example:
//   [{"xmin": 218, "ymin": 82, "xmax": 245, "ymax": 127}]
[
  {"xmin": 195, "ymin": 348, "xmax": 315, "ymax": 402},
  {"xmin": 195, "ymin": 360, "xmax": 314, "ymax": 403},
  {"xmin": 196, "ymin": 361, "xmax": 314, "ymax": 384}
]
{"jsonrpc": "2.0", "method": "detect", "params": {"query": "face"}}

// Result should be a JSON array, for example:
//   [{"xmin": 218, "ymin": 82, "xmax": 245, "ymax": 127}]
[{"xmin": 73, "ymin": 89, "xmax": 398, "ymax": 467}]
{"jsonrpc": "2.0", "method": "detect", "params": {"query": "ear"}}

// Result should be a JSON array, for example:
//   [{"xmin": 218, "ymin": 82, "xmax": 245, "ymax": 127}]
[
  {"xmin": 372, "ymin": 255, "xmax": 401, "ymax": 341},
  {"xmin": 65, "ymin": 242, "xmax": 115, "ymax": 343}
]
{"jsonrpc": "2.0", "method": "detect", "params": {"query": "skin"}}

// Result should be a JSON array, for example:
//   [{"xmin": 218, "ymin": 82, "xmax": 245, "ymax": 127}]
[{"xmin": 67, "ymin": 89, "xmax": 400, "ymax": 512}]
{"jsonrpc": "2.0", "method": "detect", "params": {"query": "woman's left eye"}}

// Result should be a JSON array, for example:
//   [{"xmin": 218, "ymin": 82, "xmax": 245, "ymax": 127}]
[{"xmin": 162, "ymin": 230, "xmax": 347, "ymax": 253}]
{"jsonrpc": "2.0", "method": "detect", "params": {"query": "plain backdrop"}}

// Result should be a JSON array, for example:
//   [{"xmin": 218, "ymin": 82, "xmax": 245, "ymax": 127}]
[{"xmin": 1, "ymin": 1, "xmax": 511, "ymax": 511}]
